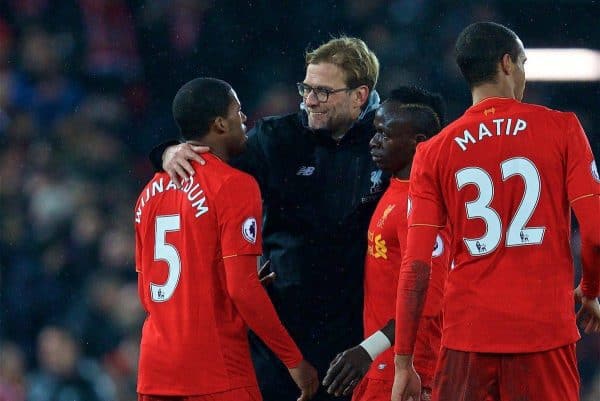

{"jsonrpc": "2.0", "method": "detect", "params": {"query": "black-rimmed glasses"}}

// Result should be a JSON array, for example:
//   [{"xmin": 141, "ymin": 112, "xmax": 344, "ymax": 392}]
[{"xmin": 296, "ymin": 82, "xmax": 353, "ymax": 102}]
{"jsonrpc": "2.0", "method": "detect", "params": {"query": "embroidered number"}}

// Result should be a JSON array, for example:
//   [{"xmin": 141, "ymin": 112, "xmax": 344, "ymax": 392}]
[
  {"xmin": 456, "ymin": 157, "xmax": 545, "ymax": 256},
  {"xmin": 151, "ymin": 215, "xmax": 181, "ymax": 302}
]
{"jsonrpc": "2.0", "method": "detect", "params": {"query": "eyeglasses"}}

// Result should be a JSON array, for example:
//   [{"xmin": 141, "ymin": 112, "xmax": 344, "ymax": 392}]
[{"xmin": 296, "ymin": 82, "xmax": 353, "ymax": 102}]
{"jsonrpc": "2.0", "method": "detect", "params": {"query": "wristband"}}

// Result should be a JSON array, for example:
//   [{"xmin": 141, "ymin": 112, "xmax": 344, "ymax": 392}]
[{"xmin": 359, "ymin": 330, "xmax": 392, "ymax": 360}]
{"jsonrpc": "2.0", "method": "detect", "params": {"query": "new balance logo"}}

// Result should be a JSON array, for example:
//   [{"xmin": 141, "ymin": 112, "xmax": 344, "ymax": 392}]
[{"xmin": 296, "ymin": 166, "xmax": 315, "ymax": 176}]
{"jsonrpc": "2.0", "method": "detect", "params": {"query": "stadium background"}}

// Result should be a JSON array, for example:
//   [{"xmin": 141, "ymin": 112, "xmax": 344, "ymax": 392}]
[{"xmin": 0, "ymin": 1, "xmax": 598, "ymax": 400}]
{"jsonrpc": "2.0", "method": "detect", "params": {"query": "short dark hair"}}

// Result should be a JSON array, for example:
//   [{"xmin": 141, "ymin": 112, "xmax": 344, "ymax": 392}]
[
  {"xmin": 455, "ymin": 22, "xmax": 521, "ymax": 88},
  {"xmin": 396, "ymin": 104, "xmax": 441, "ymax": 139},
  {"xmin": 388, "ymin": 86, "xmax": 446, "ymax": 126},
  {"xmin": 172, "ymin": 77, "xmax": 233, "ymax": 141}
]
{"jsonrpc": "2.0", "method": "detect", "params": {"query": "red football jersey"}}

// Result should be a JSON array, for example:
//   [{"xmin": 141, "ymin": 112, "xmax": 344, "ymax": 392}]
[
  {"xmin": 408, "ymin": 97, "xmax": 600, "ymax": 353},
  {"xmin": 363, "ymin": 178, "xmax": 449, "ymax": 381},
  {"xmin": 134, "ymin": 153, "xmax": 264, "ymax": 395}
]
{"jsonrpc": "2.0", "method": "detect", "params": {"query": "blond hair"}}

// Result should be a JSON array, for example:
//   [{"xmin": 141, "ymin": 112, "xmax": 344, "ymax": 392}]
[{"xmin": 305, "ymin": 36, "xmax": 379, "ymax": 91}]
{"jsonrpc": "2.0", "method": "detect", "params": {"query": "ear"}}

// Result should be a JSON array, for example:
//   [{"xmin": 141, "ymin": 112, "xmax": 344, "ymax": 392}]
[
  {"xmin": 414, "ymin": 133, "xmax": 427, "ymax": 144},
  {"xmin": 353, "ymin": 85, "xmax": 370, "ymax": 108},
  {"xmin": 213, "ymin": 116, "xmax": 227, "ymax": 134},
  {"xmin": 500, "ymin": 53, "xmax": 513, "ymax": 76}
]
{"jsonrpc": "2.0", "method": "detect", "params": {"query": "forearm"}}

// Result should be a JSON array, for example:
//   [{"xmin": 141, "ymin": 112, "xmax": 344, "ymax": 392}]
[
  {"xmin": 394, "ymin": 225, "xmax": 437, "ymax": 355},
  {"xmin": 573, "ymin": 195, "xmax": 600, "ymax": 298},
  {"xmin": 224, "ymin": 255, "xmax": 303, "ymax": 368}
]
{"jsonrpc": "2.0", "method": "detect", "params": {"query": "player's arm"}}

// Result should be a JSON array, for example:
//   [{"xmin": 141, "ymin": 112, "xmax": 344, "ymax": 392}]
[
  {"xmin": 223, "ymin": 255, "xmax": 318, "ymax": 400},
  {"xmin": 564, "ymin": 113, "xmax": 600, "ymax": 334},
  {"xmin": 572, "ymin": 194, "xmax": 600, "ymax": 333},
  {"xmin": 322, "ymin": 320, "xmax": 394, "ymax": 396},
  {"xmin": 392, "ymin": 224, "xmax": 437, "ymax": 401},
  {"xmin": 218, "ymin": 174, "xmax": 318, "ymax": 400},
  {"xmin": 392, "ymin": 144, "xmax": 445, "ymax": 401}
]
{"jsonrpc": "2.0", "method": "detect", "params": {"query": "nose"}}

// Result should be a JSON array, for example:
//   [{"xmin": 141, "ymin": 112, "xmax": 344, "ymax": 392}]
[
  {"xmin": 369, "ymin": 133, "xmax": 380, "ymax": 148},
  {"xmin": 304, "ymin": 90, "xmax": 319, "ymax": 107},
  {"xmin": 241, "ymin": 111, "xmax": 247, "ymax": 123}
]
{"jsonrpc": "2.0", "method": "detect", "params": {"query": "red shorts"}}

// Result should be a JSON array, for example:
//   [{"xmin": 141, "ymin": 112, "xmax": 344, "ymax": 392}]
[
  {"xmin": 351, "ymin": 377, "xmax": 431, "ymax": 401},
  {"xmin": 432, "ymin": 344, "xmax": 579, "ymax": 401},
  {"xmin": 138, "ymin": 386, "xmax": 262, "ymax": 401}
]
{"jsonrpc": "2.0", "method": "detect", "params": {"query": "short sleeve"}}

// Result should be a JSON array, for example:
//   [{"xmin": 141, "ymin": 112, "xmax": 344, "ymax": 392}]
[
  {"xmin": 408, "ymin": 143, "xmax": 447, "ymax": 227},
  {"xmin": 216, "ymin": 174, "xmax": 263, "ymax": 258},
  {"xmin": 564, "ymin": 113, "xmax": 600, "ymax": 203}
]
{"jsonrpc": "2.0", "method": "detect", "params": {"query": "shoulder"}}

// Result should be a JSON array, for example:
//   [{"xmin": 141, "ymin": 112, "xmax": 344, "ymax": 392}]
[
  {"xmin": 516, "ymin": 102, "xmax": 579, "ymax": 124},
  {"xmin": 218, "ymin": 163, "xmax": 261, "ymax": 194}
]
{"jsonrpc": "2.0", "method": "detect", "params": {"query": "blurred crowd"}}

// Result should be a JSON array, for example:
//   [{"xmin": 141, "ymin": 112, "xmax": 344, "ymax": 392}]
[{"xmin": 0, "ymin": 1, "xmax": 598, "ymax": 400}]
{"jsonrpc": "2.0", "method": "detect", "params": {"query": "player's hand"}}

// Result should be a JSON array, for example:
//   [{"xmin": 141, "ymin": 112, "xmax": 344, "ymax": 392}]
[
  {"xmin": 288, "ymin": 359, "xmax": 319, "ymax": 401},
  {"xmin": 322, "ymin": 346, "xmax": 371, "ymax": 396},
  {"xmin": 574, "ymin": 284, "xmax": 584, "ymax": 303},
  {"xmin": 391, "ymin": 356, "xmax": 421, "ymax": 401},
  {"xmin": 258, "ymin": 260, "xmax": 276, "ymax": 287},
  {"xmin": 576, "ymin": 295, "xmax": 600, "ymax": 334},
  {"xmin": 163, "ymin": 143, "xmax": 209, "ymax": 188}
]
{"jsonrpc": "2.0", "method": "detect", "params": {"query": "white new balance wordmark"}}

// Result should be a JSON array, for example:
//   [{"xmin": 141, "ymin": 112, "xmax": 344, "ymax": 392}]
[{"xmin": 296, "ymin": 166, "xmax": 315, "ymax": 176}]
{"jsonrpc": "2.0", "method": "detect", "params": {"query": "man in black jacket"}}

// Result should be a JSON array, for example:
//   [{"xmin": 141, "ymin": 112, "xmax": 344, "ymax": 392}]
[{"xmin": 150, "ymin": 36, "xmax": 385, "ymax": 401}]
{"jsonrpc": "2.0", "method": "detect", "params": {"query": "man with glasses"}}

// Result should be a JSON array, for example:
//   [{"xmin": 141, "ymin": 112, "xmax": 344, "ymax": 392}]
[{"xmin": 149, "ymin": 36, "xmax": 382, "ymax": 401}]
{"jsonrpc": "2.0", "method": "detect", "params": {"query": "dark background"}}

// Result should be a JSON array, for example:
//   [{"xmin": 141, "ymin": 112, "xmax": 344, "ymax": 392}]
[{"xmin": 0, "ymin": 1, "xmax": 598, "ymax": 400}]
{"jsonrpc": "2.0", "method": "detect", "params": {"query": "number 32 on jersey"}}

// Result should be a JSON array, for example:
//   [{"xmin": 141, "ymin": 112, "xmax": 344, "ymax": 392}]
[{"xmin": 456, "ymin": 157, "xmax": 545, "ymax": 256}]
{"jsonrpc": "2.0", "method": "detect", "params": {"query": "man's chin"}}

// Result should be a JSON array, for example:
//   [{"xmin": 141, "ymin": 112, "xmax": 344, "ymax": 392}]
[{"xmin": 308, "ymin": 117, "xmax": 329, "ymax": 131}]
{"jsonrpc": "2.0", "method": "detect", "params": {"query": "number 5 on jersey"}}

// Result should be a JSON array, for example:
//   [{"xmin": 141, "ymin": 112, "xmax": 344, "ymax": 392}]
[
  {"xmin": 152, "ymin": 215, "xmax": 181, "ymax": 302},
  {"xmin": 456, "ymin": 157, "xmax": 545, "ymax": 256}
]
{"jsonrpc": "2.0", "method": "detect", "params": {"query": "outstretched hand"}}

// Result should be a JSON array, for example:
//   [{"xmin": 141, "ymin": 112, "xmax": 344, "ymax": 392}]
[
  {"xmin": 322, "ymin": 346, "xmax": 371, "ymax": 396},
  {"xmin": 163, "ymin": 143, "xmax": 210, "ymax": 188}
]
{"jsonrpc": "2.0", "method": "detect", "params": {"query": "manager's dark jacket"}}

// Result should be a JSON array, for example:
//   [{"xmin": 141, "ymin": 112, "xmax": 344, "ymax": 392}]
[{"xmin": 150, "ymin": 92, "xmax": 388, "ymax": 401}]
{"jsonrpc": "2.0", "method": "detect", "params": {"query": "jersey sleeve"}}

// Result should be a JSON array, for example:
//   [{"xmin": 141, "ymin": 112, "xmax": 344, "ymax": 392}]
[
  {"xmin": 408, "ymin": 143, "xmax": 447, "ymax": 227},
  {"xmin": 216, "ymin": 174, "xmax": 263, "ymax": 258},
  {"xmin": 423, "ymin": 230, "xmax": 450, "ymax": 317},
  {"xmin": 564, "ymin": 113, "xmax": 600, "ymax": 203}
]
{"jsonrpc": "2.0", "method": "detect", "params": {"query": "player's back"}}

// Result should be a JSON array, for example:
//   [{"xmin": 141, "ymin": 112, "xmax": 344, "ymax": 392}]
[
  {"xmin": 420, "ymin": 97, "xmax": 596, "ymax": 353},
  {"xmin": 134, "ymin": 153, "xmax": 260, "ymax": 395}
]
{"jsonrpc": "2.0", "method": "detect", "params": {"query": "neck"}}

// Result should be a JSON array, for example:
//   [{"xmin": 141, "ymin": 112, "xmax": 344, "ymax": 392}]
[
  {"xmin": 331, "ymin": 109, "xmax": 362, "ymax": 140},
  {"xmin": 393, "ymin": 165, "xmax": 411, "ymax": 180},
  {"xmin": 471, "ymin": 82, "xmax": 515, "ymax": 105},
  {"xmin": 187, "ymin": 139, "xmax": 229, "ymax": 162}
]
